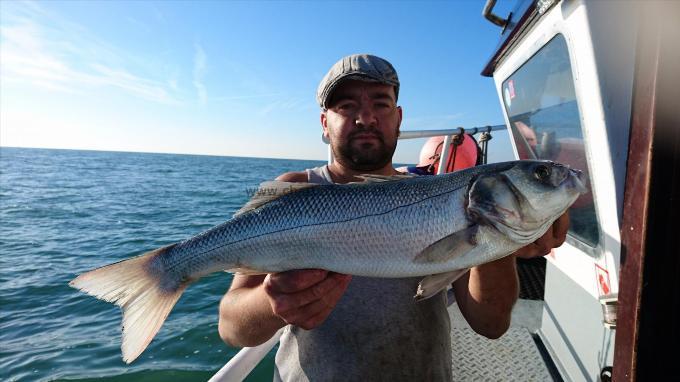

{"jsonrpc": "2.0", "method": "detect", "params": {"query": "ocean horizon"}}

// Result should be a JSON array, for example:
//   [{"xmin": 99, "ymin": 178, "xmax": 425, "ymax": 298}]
[
  {"xmin": 0, "ymin": 147, "xmax": 331, "ymax": 381},
  {"xmin": 0, "ymin": 145, "xmax": 328, "ymax": 164}
]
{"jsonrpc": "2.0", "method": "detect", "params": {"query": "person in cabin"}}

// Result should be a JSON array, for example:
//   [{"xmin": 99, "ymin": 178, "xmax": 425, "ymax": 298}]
[{"xmin": 218, "ymin": 54, "xmax": 569, "ymax": 381}]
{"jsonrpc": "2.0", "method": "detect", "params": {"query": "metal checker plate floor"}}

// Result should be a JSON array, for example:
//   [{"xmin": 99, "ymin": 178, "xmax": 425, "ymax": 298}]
[{"xmin": 449, "ymin": 301, "xmax": 553, "ymax": 381}]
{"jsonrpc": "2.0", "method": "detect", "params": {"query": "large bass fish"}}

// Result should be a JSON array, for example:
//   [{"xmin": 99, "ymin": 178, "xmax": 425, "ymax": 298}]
[{"xmin": 70, "ymin": 160, "xmax": 586, "ymax": 363}]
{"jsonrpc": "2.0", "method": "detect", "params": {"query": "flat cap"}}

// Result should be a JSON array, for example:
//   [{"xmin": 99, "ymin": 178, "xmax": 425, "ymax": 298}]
[{"xmin": 316, "ymin": 54, "xmax": 400, "ymax": 109}]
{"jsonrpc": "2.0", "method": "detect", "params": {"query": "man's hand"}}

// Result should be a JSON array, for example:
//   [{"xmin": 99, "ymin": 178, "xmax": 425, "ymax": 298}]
[
  {"xmin": 514, "ymin": 212, "xmax": 570, "ymax": 259},
  {"xmin": 264, "ymin": 269, "xmax": 351, "ymax": 330}
]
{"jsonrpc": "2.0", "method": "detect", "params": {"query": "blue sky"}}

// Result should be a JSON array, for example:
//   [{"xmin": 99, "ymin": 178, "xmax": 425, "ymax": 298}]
[{"xmin": 1, "ymin": 0, "xmax": 516, "ymax": 163}]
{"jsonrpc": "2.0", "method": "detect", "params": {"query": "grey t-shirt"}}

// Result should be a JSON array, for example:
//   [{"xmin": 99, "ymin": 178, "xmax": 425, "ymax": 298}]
[{"xmin": 274, "ymin": 166, "xmax": 452, "ymax": 382}]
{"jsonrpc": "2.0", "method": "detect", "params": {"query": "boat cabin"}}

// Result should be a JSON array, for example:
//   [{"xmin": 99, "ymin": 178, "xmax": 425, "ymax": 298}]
[
  {"xmin": 212, "ymin": 1, "xmax": 679, "ymax": 380},
  {"xmin": 481, "ymin": 0, "xmax": 679, "ymax": 380}
]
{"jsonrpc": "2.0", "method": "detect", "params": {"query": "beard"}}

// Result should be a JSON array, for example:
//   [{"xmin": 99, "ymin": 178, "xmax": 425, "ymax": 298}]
[{"xmin": 332, "ymin": 130, "xmax": 398, "ymax": 171}]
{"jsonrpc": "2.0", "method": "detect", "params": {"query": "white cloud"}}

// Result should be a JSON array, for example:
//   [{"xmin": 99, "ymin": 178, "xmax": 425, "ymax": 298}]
[
  {"xmin": 210, "ymin": 93, "xmax": 283, "ymax": 102},
  {"xmin": 168, "ymin": 78, "xmax": 179, "ymax": 91},
  {"xmin": 0, "ymin": 2, "xmax": 181, "ymax": 104},
  {"xmin": 126, "ymin": 16, "xmax": 151, "ymax": 32},
  {"xmin": 258, "ymin": 97, "xmax": 309, "ymax": 116},
  {"xmin": 193, "ymin": 44, "xmax": 207, "ymax": 104}
]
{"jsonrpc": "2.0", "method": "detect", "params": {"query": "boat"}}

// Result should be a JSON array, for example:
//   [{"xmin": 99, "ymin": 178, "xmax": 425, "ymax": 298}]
[{"xmin": 211, "ymin": 0, "xmax": 679, "ymax": 380}]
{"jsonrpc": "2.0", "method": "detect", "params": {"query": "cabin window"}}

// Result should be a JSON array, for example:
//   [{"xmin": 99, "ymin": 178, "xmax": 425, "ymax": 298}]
[{"xmin": 501, "ymin": 34, "xmax": 600, "ymax": 248}]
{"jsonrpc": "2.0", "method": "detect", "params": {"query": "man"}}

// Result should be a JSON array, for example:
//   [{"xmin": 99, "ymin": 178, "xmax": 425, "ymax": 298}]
[{"xmin": 219, "ymin": 54, "xmax": 569, "ymax": 381}]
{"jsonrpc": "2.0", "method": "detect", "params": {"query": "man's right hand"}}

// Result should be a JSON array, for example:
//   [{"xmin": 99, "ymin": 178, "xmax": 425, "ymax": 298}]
[{"xmin": 263, "ymin": 269, "xmax": 351, "ymax": 330}]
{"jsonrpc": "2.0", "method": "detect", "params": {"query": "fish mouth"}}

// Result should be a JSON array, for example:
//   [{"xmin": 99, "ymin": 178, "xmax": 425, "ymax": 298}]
[{"xmin": 549, "ymin": 162, "xmax": 587, "ymax": 194}]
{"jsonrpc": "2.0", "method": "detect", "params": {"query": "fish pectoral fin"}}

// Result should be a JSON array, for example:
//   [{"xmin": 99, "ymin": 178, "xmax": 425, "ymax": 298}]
[
  {"xmin": 413, "ymin": 225, "xmax": 478, "ymax": 264},
  {"xmin": 415, "ymin": 269, "xmax": 469, "ymax": 301},
  {"xmin": 234, "ymin": 181, "xmax": 318, "ymax": 217},
  {"xmin": 354, "ymin": 173, "xmax": 416, "ymax": 183}
]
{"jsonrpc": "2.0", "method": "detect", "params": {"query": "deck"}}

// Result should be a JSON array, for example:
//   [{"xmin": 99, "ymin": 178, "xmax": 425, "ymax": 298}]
[{"xmin": 448, "ymin": 258, "xmax": 559, "ymax": 381}]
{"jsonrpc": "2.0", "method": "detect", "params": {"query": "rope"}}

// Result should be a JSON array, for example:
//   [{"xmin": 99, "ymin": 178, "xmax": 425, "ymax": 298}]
[
  {"xmin": 478, "ymin": 126, "xmax": 493, "ymax": 165},
  {"xmin": 426, "ymin": 142, "xmax": 444, "ymax": 174},
  {"xmin": 425, "ymin": 128, "xmax": 466, "ymax": 174},
  {"xmin": 448, "ymin": 128, "xmax": 465, "ymax": 172}
]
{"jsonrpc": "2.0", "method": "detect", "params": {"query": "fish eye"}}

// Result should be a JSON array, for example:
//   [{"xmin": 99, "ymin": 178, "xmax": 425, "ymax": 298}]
[{"xmin": 534, "ymin": 165, "xmax": 551, "ymax": 181}]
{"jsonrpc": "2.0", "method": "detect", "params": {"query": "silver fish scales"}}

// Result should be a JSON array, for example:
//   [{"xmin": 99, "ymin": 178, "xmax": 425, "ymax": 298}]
[{"xmin": 70, "ymin": 160, "xmax": 586, "ymax": 363}]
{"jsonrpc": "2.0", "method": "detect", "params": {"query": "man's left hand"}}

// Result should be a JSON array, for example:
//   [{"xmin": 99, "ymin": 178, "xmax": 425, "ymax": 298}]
[{"xmin": 514, "ymin": 212, "xmax": 570, "ymax": 259}]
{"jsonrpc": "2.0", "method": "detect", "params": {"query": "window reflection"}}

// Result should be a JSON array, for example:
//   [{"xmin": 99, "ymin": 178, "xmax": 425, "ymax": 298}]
[{"xmin": 502, "ymin": 34, "xmax": 600, "ymax": 248}]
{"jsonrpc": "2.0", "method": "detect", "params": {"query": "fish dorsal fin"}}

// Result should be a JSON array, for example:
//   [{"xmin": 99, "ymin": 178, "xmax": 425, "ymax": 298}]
[
  {"xmin": 355, "ymin": 173, "xmax": 416, "ymax": 183},
  {"xmin": 233, "ymin": 181, "xmax": 317, "ymax": 217}
]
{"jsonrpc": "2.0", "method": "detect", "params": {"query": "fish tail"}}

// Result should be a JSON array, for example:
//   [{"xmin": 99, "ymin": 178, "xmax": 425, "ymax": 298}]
[{"xmin": 69, "ymin": 245, "xmax": 188, "ymax": 364}]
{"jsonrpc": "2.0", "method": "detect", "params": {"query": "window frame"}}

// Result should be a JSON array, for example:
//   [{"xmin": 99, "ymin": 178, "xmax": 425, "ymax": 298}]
[
  {"xmin": 495, "ymin": 31, "xmax": 604, "ymax": 258},
  {"xmin": 500, "ymin": 33, "xmax": 601, "ymax": 254}
]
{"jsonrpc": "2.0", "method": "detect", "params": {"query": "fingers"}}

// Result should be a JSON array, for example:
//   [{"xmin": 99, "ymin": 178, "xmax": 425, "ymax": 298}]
[
  {"xmin": 515, "ymin": 242, "xmax": 546, "ymax": 259},
  {"xmin": 296, "ymin": 299, "xmax": 347, "ymax": 330},
  {"xmin": 515, "ymin": 212, "xmax": 571, "ymax": 259},
  {"xmin": 281, "ymin": 298, "xmax": 333, "ymax": 330},
  {"xmin": 268, "ymin": 272, "xmax": 350, "ymax": 314},
  {"xmin": 264, "ymin": 271, "xmax": 352, "ymax": 330},
  {"xmin": 265, "ymin": 269, "xmax": 328, "ymax": 294},
  {"xmin": 535, "ymin": 212, "xmax": 569, "ymax": 252},
  {"xmin": 552, "ymin": 212, "xmax": 570, "ymax": 243},
  {"xmin": 533, "ymin": 231, "xmax": 555, "ymax": 256}
]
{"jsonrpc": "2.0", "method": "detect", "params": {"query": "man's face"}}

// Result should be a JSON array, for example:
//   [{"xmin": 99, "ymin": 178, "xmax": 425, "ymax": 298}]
[{"xmin": 321, "ymin": 80, "xmax": 402, "ymax": 171}]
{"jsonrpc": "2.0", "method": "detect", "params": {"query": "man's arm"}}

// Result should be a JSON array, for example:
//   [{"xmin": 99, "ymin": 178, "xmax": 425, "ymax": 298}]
[
  {"xmin": 453, "ymin": 213, "xmax": 570, "ymax": 338},
  {"xmin": 218, "ymin": 171, "xmax": 352, "ymax": 347},
  {"xmin": 452, "ymin": 256, "xmax": 518, "ymax": 339},
  {"xmin": 219, "ymin": 273, "xmax": 284, "ymax": 347}
]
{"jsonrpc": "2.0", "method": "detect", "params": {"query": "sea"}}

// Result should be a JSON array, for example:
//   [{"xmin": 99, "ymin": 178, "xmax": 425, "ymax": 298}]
[{"xmin": 0, "ymin": 147, "xmax": 328, "ymax": 382}]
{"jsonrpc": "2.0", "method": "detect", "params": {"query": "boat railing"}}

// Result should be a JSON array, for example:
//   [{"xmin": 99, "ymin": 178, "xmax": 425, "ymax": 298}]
[
  {"xmin": 208, "ymin": 124, "xmax": 507, "ymax": 382},
  {"xmin": 207, "ymin": 328, "xmax": 284, "ymax": 382},
  {"xmin": 325, "ymin": 124, "xmax": 505, "ymax": 171}
]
